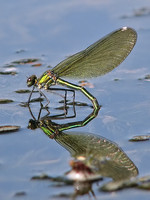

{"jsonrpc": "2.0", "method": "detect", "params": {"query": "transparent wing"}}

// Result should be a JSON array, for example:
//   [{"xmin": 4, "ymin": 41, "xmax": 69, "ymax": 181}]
[{"xmin": 52, "ymin": 27, "xmax": 137, "ymax": 79}]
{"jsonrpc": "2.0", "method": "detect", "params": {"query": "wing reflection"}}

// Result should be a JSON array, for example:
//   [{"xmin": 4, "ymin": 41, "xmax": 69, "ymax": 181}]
[
  {"xmin": 27, "ymin": 99, "xmax": 138, "ymax": 198},
  {"xmin": 56, "ymin": 132, "xmax": 138, "ymax": 181}
]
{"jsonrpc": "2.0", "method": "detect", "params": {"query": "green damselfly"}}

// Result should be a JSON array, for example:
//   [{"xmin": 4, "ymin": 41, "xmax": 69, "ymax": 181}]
[{"xmin": 27, "ymin": 27, "xmax": 137, "ymax": 109}]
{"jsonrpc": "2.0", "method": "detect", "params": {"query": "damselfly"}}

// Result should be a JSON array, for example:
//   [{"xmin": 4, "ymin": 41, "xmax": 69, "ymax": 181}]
[{"xmin": 27, "ymin": 27, "xmax": 137, "ymax": 110}]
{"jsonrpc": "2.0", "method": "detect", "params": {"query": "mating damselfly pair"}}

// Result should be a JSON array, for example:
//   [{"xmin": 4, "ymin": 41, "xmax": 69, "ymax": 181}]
[{"xmin": 27, "ymin": 27, "xmax": 137, "ymax": 109}]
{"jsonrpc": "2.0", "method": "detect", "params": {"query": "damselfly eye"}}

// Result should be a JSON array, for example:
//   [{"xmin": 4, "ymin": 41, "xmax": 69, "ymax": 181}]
[{"xmin": 27, "ymin": 75, "xmax": 37, "ymax": 87}]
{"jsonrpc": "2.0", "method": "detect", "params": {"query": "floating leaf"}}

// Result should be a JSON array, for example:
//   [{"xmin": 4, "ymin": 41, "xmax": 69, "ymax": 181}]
[
  {"xmin": 12, "ymin": 58, "xmax": 39, "ymax": 65},
  {"xmin": 114, "ymin": 78, "xmax": 120, "ymax": 81},
  {"xmin": 137, "ymin": 175, "xmax": 150, "ymax": 190},
  {"xmin": 31, "ymin": 174, "xmax": 52, "ymax": 180},
  {"xmin": 0, "ymin": 125, "xmax": 20, "ymax": 133},
  {"xmin": 55, "ymin": 106, "xmax": 69, "ymax": 110},
  {"xmin": 59, "ymin": 100, "xmax": 70, "ymax": 104},
  {"xmin": 31, "ymin": 174, "xmax": 72, "ymax": 184},
  {"xmin": 100, "ymin": 178, "xmax": 138, "ymax": 192},
  {"xmin": 52, "ymin": 193, "xmax": 72, "ymax": 198},
  {"xmin": 32, "ymin": 63, "xmax": 42, "ymax": 67},
  {"xmin": 19, "ymin": 97, "xmax": 44, "ymax": 107},
  {"xmin": 15, "ymin": 89, "xmax": 39, "ymax": 94},
  {"xmin": 121, "ymin": 7, "xmax": 150, "ymax": 18},
  {"xmin": 138, "ymin": 182, "xmax": 150, "ymax": 190},
  {"xmin": 68, "ymin": 101, "xmax": 89, "ymax": 107},
  {"xmin": 15, "ymin": 89, "xmax": 31, "ymax": 93},
  {"xmin": 14, "ymin": 192, "xmax": 26, "ymax": 197},
  {"xmin": 30, "ymin": 97, "xmax": 44, "ymax": 103},
  {"xmin": 100, "ymin": 175, "xmax": 150, "ymax": 192},
  {"xmin": 4, "ymin": 64, "xmax": 16, "ymax": 68},
  {"xmin": 138, "ymin": 175, "xmax": 150, "ymax": 182},
  {"xmin": 129, "ymin": 135, "xmax": 150, "ymax": 142},
  {"xmin": 134, "ymin": 7, "xmax": 150, "ymax": 17},
  {"xmin": 0, "ymin": 71, "xmax": 17, "ymax": 75},
  {"xmin": 15, "ymin": 49, "xmax": 26, "ymax": 54},
  {"xmin": 0, "ymin": 99, "xmax": 14, "ymax": 104}
]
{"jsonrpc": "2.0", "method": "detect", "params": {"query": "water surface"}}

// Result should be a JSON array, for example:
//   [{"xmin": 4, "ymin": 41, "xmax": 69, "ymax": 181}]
[{"xmin": 0, "ymin": 0, "xmax": 150, "ymax": 199}]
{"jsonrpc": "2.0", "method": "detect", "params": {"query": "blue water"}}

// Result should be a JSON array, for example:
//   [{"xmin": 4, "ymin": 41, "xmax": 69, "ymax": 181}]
[{"xmin": 0, "ymin": 0, "xmax": 150, "ymax": 199}]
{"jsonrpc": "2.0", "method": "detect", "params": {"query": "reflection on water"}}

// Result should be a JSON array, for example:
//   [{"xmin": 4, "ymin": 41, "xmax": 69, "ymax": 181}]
[
  {"xmin": 28, "ymin": 100, "xmax": 138, "ymax": 198},
  {"xmin": 58, "ymin": 132, "xmax": 138, "ymax": 181}
]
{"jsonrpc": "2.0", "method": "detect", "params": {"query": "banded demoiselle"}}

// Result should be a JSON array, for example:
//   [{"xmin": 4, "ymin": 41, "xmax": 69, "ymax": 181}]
[{"xmin": 27, "ymin": 27, "xmax": 137, "ymax": 109}]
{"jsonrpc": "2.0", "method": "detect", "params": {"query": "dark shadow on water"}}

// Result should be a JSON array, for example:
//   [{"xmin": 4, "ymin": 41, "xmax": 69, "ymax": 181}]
[{"xmin": 27, "ymin": 99, "xmax": 138, "ymax": 199}]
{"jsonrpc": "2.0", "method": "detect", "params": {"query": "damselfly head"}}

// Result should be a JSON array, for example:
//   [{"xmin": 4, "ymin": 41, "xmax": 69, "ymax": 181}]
[
  {"xmin": 28, "ymin": 119, "xmax": 38, "ymax": 130},
  {"xmin": 27, "ymin": 75, "xmax": 37, "ymax": 87}
]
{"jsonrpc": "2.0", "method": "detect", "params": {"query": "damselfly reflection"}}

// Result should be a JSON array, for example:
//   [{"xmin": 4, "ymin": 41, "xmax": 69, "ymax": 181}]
[
  {"xmin": 28, "ymin": 103, "xmax": 138, "ymax": 198},
  {"xmin": 28, "ymin": 97, "xmax": 100, "ymax": 137}
]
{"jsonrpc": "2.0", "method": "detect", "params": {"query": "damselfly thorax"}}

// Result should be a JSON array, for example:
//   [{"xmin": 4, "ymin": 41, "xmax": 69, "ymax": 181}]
[{"xmin": 37, "ymin": 70, "xmax": 57, "ymax": 89}]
